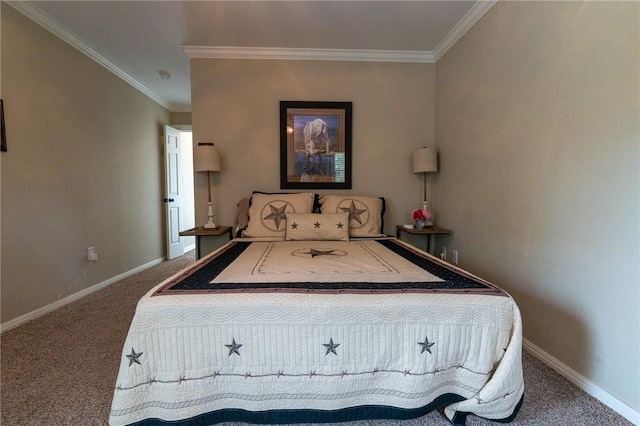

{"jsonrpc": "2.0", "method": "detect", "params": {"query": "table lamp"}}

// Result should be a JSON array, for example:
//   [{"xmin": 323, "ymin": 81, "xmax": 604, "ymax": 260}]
[
  {"xmin": 412, "ymin": 146, "xmax": 438, "ymax": 213},
  {"xmin": 194, "ymin": 143, "xmax": 221, "ymax": 228}
]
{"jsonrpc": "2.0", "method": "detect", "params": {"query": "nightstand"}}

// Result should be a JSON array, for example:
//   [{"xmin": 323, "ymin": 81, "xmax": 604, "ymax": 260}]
[
  {"xmin": 396, "ymin": 225, "xmax": 452, "ymax": 254},
  {"xmin": 179, "ymin": 226, "xmax": 233, "ymax": 259}
]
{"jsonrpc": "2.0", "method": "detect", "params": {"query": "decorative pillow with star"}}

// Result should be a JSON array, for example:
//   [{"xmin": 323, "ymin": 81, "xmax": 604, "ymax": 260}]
[
  {"xmin": 284, "ymin": 212, "xmax": 350, "ymax": 241},
  {"xmin": 319, "ymin": 195, "xmax": 385, "ymax": 237},
  {"xmin": 243, "ymin": 192, "xmax": 316, "ymax": 238}
]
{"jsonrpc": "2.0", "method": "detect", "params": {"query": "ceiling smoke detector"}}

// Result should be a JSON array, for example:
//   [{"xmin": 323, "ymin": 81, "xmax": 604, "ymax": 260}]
[{"xmin": 158, "ymin": 70, "xmax": 172, "ymax": 80}]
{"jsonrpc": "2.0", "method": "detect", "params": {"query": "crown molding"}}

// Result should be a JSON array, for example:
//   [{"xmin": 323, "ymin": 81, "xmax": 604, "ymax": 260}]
[
  {"xmin": 182, "ymin": 46, "xmax": 435, "ymax": 64},
  {"xmin": 8, "ymin": 0, "xmax": 496, "ymax": 110},
  {"xmin": 6, "ymin": 0, "xmax": 176, "ymax": 111},
  {"xmin": 433, "ymin": 0, "xmax": 497, "ymax": 61},
  {"xmin": 181, "ymin": 1, "xmax": 497, "ymax": 64}
]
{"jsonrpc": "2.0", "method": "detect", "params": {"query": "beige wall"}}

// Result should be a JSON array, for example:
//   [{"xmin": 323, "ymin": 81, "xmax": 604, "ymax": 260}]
[
  {"xmin": 1, "ymin": 4, "xmax": 170, "ymax": 323},
  {"xmin": 191, "ymin": 59, "xmax": 435, "ymax": 233},
  {"xmin": 435, "ymin": 1, "xmax": 639, "ymax": 411},
  {"xmin": 170, "ymin": 111, "xmax": 192, "ymax": 126}
]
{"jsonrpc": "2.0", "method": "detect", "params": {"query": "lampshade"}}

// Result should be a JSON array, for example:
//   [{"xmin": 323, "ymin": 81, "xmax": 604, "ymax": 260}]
[
  {"xmin": 194, "ymin": 143, "xmax": 221, "ymax": 173},
  {"xmin": 412, "ymin": 147, "xmax": 438, "ymax": 174}
]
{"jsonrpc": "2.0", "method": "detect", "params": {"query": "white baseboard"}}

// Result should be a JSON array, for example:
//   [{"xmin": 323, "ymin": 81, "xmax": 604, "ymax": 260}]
[
  {"xmin": 524, "ymin": 338, "xmax": 640, "ymax": 425},
  {"xmin": 183, "ymin": 243, "xmax": 195, "ymax": 253},
  {"xmin": 0, "ymin": 256, "xmax": 165, "ymax": 333}
]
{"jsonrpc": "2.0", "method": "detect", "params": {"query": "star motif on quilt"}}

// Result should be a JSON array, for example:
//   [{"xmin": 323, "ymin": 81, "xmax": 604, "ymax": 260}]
[
  {"xmin": 126, "ymin": 348, "xmax": 143, "ymax": 366},
  {"xmin": 418, "ymin": 336, "xmax": 435, "ymax": 354},
  {"xmin": 314, "ymin": 221, "xmax": 321, "ymax": 228},
  {"xmin": 225, "ymin": 338, "xmax": 243, "ymax": 357},
  {"xmin": 340, "ymin": 201, "xmax": 367, "ymax": 225},
  {"xmin": 323, "ymin": 338, "xmax": 340, "ymax": 356},
  {"xmin": 336, "ymin": 222, "xmax": 344, "ymax": 229},
  {"xmin": 263, "ymin": 203, "xmax": 288, "ymax": 230},
  {"xmin": 290, "ymin": 222, "xmax": 298, "ymax": 230},
  {"xmin": 305, "ymin": 249, "xmax": 337, "ymax": 258}
]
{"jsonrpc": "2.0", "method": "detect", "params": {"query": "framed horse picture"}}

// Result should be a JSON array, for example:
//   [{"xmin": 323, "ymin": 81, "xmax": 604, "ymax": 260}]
[{"xmin": 280, "ymin": 101, "xmax": 352, "ymax": 189}]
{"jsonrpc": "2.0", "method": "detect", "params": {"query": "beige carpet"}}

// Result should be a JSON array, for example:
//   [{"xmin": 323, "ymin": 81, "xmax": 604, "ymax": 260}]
[{"xmin": 0, "ymin": 251, "xmax": 632, "ymax": 425}]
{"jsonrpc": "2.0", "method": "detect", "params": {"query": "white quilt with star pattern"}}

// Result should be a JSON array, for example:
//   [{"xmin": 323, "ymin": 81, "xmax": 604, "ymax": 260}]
[{"xmin": 109, "ymin": 239, "xmax": 523, "ymax": 426}]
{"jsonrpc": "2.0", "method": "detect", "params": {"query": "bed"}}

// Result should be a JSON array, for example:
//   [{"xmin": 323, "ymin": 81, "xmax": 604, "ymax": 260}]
[{"xmin": 109, "ymin": 193, "xmax": 523, "ymax": 426}]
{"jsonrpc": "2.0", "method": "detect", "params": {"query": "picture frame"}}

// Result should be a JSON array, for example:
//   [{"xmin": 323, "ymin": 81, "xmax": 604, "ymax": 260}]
[
  {"xmin": 1, "ymin": 99, "xmax": 6, "ymax": 152},
  {"xmin": 280, "ymin": 101, "xmax": 352, "ymax": 189}
]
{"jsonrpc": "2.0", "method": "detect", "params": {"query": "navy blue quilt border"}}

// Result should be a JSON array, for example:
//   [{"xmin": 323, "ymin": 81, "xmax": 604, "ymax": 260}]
[
  {"xmin": 127, "ymin": 393, "xmax": 524, "ymax": 426},
  {"xmin": 129, "ymin": 393, "xmax": 465, "ymax": 425}
]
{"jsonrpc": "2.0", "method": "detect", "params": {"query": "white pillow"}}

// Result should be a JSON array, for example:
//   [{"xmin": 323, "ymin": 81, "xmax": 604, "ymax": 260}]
[
  {"xmin": 243, "ymin": 192, "xmax": 316, "ymax": 238},
  {"xmin": 319, "ymin": 195, "xmax": 385, "ymax": 237}
]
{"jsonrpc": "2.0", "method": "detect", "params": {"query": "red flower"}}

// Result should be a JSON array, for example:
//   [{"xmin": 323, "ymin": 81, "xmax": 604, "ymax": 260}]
[{"xmin": 412, "ymin": 208, "xmax": 432, "ymax": 221}]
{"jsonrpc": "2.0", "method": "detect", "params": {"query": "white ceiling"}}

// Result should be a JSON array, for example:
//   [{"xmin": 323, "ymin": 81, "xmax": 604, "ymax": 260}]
[{"xmin": 9, "ymin": 1, "xmax": 495, "ymax": 112}]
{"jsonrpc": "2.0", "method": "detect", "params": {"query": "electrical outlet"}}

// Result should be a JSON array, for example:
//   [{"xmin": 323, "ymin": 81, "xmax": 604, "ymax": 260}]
[
  {"xmin": 87, "ymin": 247, "xmax": 98, "ymax": 261},
  {"xmin": 452, "ymin": 250, "xmax": 459, "ymax": 265},
  {"xmin": 441, "ymin": 246, "xmax": 447, "ymax": 261}
]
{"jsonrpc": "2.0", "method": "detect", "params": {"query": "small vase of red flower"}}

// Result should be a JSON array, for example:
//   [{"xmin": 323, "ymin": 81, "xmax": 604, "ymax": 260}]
[{"xmin": 412, "ymin": 207, "xmax": 432, "ymax": 229}]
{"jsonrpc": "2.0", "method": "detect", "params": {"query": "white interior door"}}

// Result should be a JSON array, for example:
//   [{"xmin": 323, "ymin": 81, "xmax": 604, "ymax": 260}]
[
  {"xmin": 164, "ymin": 125, "xmax": 184, "ymax": 259},
  {"xmin": 179, "ymin": 131, "xmax": 196, "ymax": 252}
]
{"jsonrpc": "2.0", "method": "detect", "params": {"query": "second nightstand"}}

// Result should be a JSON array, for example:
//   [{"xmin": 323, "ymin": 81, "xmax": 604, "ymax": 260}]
[{"xmin": 396, "ymin": 225, "xmax": 452, "ymax": 254}]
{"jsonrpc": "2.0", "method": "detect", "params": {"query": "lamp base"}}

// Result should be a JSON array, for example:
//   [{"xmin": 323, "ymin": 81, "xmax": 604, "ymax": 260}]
[
  {"xmin": 203, "ymin": 201, "xmax": 216, "ymax": 229},
  {"xmin": 421, "ymin": 200, "xmax": 433, "ymax": 227}
]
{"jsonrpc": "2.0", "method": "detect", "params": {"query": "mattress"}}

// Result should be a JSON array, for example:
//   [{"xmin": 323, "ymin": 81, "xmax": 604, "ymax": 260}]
[{"xmin": 109, "ymin": 238, "xmax": 523, "ymax": 425}]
